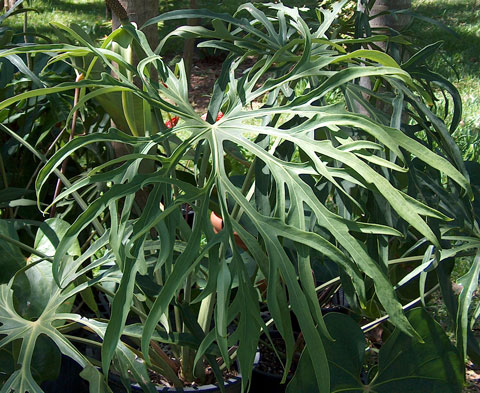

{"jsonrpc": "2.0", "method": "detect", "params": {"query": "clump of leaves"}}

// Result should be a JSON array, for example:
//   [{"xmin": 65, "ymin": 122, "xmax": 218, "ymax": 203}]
[{"xmin": 0, "ymin": 1, "xmax": 471, "ymax": 392}]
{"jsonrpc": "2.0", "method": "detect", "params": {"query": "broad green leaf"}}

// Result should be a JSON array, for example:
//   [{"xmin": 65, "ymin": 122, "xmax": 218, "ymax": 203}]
[
  {"xmin": 286, "ymin": 347, "xmax": 323, "ymax": 393},
  {"xmin": 323, "ymin": 309, "xmax": 463, "ymax": 393},
  {"xmin": 374, "ymin": 308, "xmax": 463, "ymax": 392},
  {"xmin": 0, "ymin": 220, "xmax": 25, "ymax": 284},
  {"xmin": 15, "ymin": 218, "xmax": 80, "ymax": 319}
]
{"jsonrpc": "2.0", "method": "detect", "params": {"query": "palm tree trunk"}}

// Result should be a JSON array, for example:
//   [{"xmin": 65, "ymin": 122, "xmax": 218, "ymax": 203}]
[
  {"xmin": 111, "ymin": 0, "xmax": 159, "ymax": 51},
  {"xmin": 358, "ymin": 0, "xmax": 412, "ymax": 50}
]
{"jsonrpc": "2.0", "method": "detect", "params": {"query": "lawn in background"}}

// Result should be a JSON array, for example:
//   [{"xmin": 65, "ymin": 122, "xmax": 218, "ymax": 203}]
[
  {"xmin": 411, "ymin": 0, "xmax": 480, "ymax": 161},
  {"xmin": 4, "ymin": 0, "xmax": 110, "ymax": 40}
]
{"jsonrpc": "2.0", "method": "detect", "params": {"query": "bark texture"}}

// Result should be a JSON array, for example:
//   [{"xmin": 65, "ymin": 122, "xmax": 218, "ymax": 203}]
[
  {"xmin": 369, "ymin": 0, "xmax": 411, "ymax": 33},
  {"xmin": 111, "ymin": 0, "xmax": 159, "ymax": 51}
]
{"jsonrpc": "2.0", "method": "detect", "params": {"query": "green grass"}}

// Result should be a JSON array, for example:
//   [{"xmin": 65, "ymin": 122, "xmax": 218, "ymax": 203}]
[
  {"xmin": 410, "ymin": 0, "xmax": 480, "ymax": 162},
  {"xmin": 3, "ymin": 0, "xmax": 319, "ymax": 62},
  {"xmin": 3, "ymin": 0, "xmax": 317, "ymax": 42},
  {"xmin": 4, "ymin": 0, "xmax": 110, "ymax": 42}
]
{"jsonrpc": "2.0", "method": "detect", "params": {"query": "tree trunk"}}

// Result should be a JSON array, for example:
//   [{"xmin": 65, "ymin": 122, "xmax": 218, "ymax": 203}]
[
  {"xmin": 357, "ymin": 0, "xmax": 411, "ymax": 50},
  {"xmin": 4, "ymin": 0, "xmax": 17, "ymax": 12},
  {"xmin": 355, "ymin": 0, "xmax": 411, "ymax": 116},
  {"xmin": 368, "ymin": 0, "xmax": 411, "ymax": 33},
  {"xmin": 111, "ymin": 0, "xmax": 159, "ymax": 52},
  {"xmin": 107, "ymin": 0, "xmax": 160, "ymax": 210}
]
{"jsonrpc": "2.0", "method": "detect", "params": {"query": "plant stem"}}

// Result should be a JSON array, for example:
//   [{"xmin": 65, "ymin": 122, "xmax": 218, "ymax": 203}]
[
  {"xmin": 148, "ymin": 346, "xmax": 184, "ymax": 388},
  {"xmin": 315, "ymin": 276, "xmax": 341, "ymax": 292},
  {"xmin": 0, "ymin": 232, "xmax": 52, "ymax": 260},
  {"xmin": 361, "ymin": 284, "xmax": 440, "ymax": 332},
  {"xmin": 181, "ymin": 273, "xmax": 196, "ymax": 381},
  {"xmin": 231, "ymin": 133, "xmax": 282, "ymax": 222},
  {"xmin": 0, "ymin": 152, "xmax": 8, "ymax": 189},
  {"xmin": 51, "ymin": 73, "xmax": 83, "ymax": 217},
  {"xmin": 23, "ymin": 10, "xmax": 32, "ymax": 70},
  {"xmin": 231, "ymin": 160, "xmax": 256, "ymax": 221},
  {"xmin": 174, "ymin": 305, "xmax": 182, "ymax": 339},
  {"xmin": 217, "ymin": 345, "xmax": 239, "ymax": 371},
  {"xmin": 197, "ymin": 141, "xmax": 210, "ymax": 188},
  {"xmin": 388, "ymin": 255, "xmax": 425, "ymax": 264},
  {"xmin": 150, "ymin": 340, "xmax": 180, "ymax": 375},
  {"xmin": 64, "ymin": 334, "xmax": 102, "ymax": 348}
]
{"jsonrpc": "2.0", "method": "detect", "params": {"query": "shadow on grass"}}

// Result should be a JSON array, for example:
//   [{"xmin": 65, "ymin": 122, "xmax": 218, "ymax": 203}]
[
  {"xmin": 46, "ymin": 0, "xmax": 106, "ymax": 15},
  {"xmin": 410, "ymin": 0, "xmax": 480, "ymax": 80}
]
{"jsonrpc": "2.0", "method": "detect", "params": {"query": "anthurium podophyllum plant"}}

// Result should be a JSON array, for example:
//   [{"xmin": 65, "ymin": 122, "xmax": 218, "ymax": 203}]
[{"xmin": 0, "ymin": 1, "xmax": 474, "ymax": 392}]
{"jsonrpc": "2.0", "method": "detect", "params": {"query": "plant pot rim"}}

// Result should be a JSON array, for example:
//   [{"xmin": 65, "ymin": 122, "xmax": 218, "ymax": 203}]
[
  {"xmin": 112, "ymin": 352, "xmax": 260, "ymax": 392},
  {"xmin": 252, "ymin": 330, "xmax": 298, "ymax": 381},
  {"xmin": 145, "ymin": 376, "xmax": 240, "ymax": 392}
]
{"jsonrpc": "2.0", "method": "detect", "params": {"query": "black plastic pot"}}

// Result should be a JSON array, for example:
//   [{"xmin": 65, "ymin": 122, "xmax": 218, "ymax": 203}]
[
  {"xmin": 109, "ymin": 375, "xmax": 243, "ymax": 393},
  {"xmin": 249, "ymin": 331, "xmax": 295, "ymax": 393},
  {"xmin": 109, "ymin": 352, "xmax": 260, "ymax": 393},
  {"xmin": 250, "ymin": 367, "xmax": 291, "ymax": 393}
]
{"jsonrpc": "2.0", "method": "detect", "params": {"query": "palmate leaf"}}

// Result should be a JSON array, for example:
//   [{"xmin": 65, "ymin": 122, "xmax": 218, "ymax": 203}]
[
  {"xmin": 0, "ymin": 282, "xmax": 157, "ymax": 393},
  {"xmin": 0, "ymin": 219, "xmax": 103, "ymax": 393},
  {"xmin": 0, "ymin": 226, "xmax": 149, "ymax": 393},
  {"xmin": 0, "ymin": 282, "xmax": 88, "ymax": 393}
]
